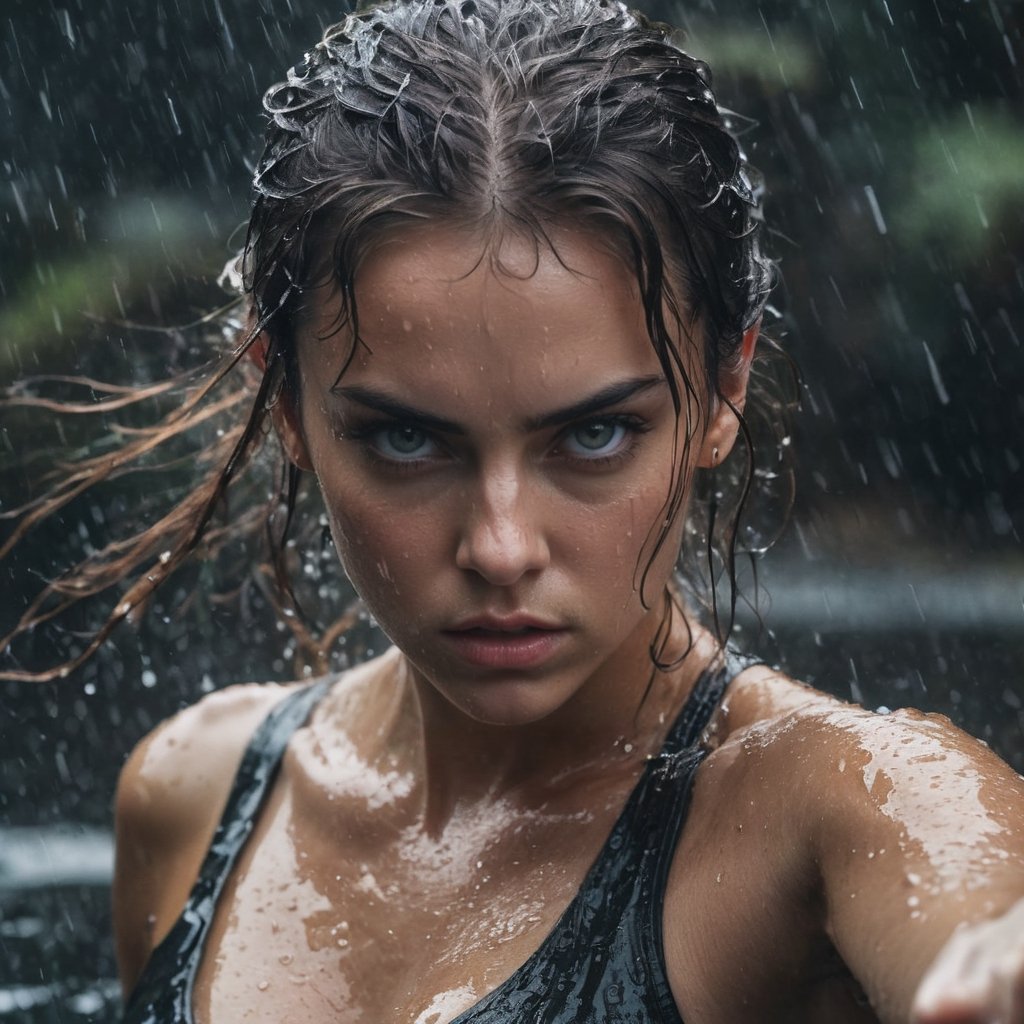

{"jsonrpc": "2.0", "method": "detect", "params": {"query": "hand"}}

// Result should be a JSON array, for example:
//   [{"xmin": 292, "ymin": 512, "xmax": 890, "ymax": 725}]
[{"xmin": 912, "ymin": 898, "xmax": 1024, "ymax": 1024}]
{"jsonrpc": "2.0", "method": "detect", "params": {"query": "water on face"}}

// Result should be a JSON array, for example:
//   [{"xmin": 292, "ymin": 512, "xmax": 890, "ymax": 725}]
[{"xmin": 3, "ymin": 0, "xmax": 1023, "ymax": 1015}]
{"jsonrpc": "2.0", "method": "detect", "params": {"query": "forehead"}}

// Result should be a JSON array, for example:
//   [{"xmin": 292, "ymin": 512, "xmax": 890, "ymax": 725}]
[{"xmin": 296, "ymin": 221, "xmax": 695, "ymax": 411}]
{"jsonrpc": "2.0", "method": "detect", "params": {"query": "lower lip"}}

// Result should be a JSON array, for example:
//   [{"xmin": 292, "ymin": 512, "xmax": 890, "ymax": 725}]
[{"xmin": 441, "ymin": 629, "xmax": 568, "ymax": 670}]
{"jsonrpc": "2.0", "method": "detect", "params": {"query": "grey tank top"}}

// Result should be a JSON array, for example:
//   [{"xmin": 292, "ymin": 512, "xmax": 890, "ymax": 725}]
[{"xmin": 122, "ymin": 652, "xmax": 750, "ymax": 1023}]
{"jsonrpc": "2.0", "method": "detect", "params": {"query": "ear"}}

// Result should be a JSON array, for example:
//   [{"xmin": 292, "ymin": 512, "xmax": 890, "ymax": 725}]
[
  {"xmin": 697, "ymin": 321, "xmax": 760, "ymax": 469},
  {"xmin": 249, "ymin": 334, "xmax": 315, "ymax": 472}
]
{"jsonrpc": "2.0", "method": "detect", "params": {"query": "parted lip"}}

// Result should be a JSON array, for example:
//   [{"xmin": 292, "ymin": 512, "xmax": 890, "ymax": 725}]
[{"xmin": 444, "ymin": 613, "xmax": 565, "ymax": 633}]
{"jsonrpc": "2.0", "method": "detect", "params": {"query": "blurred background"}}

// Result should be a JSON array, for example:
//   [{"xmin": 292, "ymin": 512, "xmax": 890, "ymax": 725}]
[{"xmin": 1, "ymin": 0, "xmax": 1022, "ymax": 1019}]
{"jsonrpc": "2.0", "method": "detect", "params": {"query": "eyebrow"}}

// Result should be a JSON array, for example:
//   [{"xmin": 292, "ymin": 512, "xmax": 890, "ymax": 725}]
[{"xmin": 332, "ymin": 375, "xmax": 667, "ymax": 434}]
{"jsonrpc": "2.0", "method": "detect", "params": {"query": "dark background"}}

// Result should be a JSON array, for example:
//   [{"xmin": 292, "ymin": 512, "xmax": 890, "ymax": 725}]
[{"xmin": 1, "ymin": 0, "xmax": 1022, "ymax": 1019}]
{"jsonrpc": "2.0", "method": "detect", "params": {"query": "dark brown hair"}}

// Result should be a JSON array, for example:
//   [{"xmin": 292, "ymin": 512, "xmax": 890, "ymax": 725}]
[{"xmin": 1, "ymin": 0, "xmax": 781, "ymax": 682}]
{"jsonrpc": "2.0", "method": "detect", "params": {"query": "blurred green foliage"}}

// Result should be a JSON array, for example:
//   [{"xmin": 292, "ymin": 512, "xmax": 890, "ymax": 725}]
[
  {"xmin": 896, "ymin": 110, "xmax": 1024, "ymax": 256},
  {"xmin": 683, "ymin": 24, "xmax": 820, "ymax": 91}
]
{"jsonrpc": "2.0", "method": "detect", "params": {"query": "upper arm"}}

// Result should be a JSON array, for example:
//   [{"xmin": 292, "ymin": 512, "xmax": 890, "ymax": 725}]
[
  {"xmin": 111, "ymin": 682, "xmax": 293, "ymax": 997},
  {"xmin": 800, "ymin": 704, "xmax": 1024, "ymax": 1022}
]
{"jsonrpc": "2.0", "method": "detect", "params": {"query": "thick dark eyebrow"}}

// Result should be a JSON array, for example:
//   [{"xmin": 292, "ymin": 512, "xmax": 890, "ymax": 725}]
[
  {"xmin": 332, "ymin": 386, "xmax": 466, "ymax": 434},
  {"xmin": 332, "ymin": 375, "xmax": 667, "ymax": 434},
  {"xmin": 525, "ymin": 375, "xmax": 666, "ymax": 430}
]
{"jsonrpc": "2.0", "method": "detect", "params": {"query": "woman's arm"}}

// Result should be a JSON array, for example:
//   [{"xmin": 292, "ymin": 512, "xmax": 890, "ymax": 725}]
[
  {"xmin": 111, "ymin": 682, "xmax": 293, "ymax": 995},
  {"xmin": 802, "ymin": 702, "xmax": 1024, "ymax": 1023}
]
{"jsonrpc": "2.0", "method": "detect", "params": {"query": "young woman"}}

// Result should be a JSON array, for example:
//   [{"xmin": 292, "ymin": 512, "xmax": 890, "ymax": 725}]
[{"xmin": 7, "ymin": 0, "xmax": 1023, "ymax": 1021}]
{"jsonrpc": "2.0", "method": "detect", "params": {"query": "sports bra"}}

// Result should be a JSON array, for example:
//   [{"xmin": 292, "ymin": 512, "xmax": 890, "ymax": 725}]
[{"xmin": 122, "ymin": 651, "xmax": 752, "ymax": 1024}]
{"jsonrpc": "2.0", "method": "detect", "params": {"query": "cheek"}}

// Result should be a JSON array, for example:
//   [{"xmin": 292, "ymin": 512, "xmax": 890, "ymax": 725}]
[
  {"xmin": 565, "ymin": 474, "xmax": 689, "ymax": 604},
  {"xmin": 321, "ymin": 485, "xmax": 450, "ymax": 623},
  {"xmin": 608, "ymin": 471, "xmax": 693, "ymax": 605}
]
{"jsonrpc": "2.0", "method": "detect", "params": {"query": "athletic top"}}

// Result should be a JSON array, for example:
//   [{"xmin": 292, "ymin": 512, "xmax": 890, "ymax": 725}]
[{"xmin": 122, "ymin": 652, "xmax": 751, "ymax": 1024}]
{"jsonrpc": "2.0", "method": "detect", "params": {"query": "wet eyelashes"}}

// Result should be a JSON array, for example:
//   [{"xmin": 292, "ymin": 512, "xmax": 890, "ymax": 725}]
[
  {"xmin": 342, "ymin": 414, "xmax": 651, "ymax": 472},
  {"xmin": 365, "ymin": 424, "xmax": 440, "ymax": 461},
  {"xmin": 560, "ymin": 419, "xmax": 631, "ymax": 457}
]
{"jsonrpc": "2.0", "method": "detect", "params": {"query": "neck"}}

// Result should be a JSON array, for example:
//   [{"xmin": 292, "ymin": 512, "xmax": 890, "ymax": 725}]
[{"xmin": 399, "ymin": 614, "xmax": 721, "ymax": 833}]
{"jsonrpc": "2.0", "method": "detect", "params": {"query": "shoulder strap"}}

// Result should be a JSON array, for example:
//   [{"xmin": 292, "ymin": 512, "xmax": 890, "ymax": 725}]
[
  {"xmin": 448, "ymin": 652, "xmax": 755, "ymax": 1024},
  {"xmin": 630, "ymin": 648, "xmax": 759, "ymax": 1019},
  {"xmin": 658, "ymin": 646, "xmax": 760, "ymax": 758},
  {"xmin": 122, "ymin": 677, "xmax": 333, "ymax": 1024},
  {"xmin": 600, "ymin": 650, "xmax": 744, "ymax": 886}
]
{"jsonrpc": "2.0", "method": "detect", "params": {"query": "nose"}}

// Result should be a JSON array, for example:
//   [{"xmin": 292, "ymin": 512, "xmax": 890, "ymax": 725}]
[{"xmin": 455, "ymin": 462, "xmax": 550, "ymax": 587}]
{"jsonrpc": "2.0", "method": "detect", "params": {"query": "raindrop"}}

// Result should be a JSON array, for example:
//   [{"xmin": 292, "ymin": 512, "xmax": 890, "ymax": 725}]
[
  {"xmin": 863, "ymin": 185, "xmax": 887, "ymax": 235},
  {"xmin": 166, "ymin": 95, "xmax": 183, "ymax": 136},
  {"xmin": 921, "ymin": 344, "xmax": 950, "ymax": 407}
]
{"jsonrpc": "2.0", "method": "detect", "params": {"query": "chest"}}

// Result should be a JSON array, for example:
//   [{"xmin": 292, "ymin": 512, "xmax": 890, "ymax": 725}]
[
  {"xmin": 192, "ymin": 776, "xmax": 624, "ymax": 1023},
  {"xmin": 188, "ymin": 759, "xmax": 866, "ymax": 1024}
]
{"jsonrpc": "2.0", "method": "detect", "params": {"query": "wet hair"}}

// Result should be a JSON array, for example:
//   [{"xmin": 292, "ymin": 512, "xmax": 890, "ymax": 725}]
[{"xmin": 1, "ymin": 0, "xmax": 780, "ymax": 682}]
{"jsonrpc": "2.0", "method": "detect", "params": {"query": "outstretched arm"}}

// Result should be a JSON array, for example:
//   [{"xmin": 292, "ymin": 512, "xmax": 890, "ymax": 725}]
[{"xmin": 806, "ymin": 704, "xmax": 1024, "ymax": 1023}]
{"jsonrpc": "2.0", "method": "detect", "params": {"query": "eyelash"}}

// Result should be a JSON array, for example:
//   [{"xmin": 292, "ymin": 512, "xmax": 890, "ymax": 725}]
[
  {"xmin": 554, "ymin": 414, "xmax": 651, "ymax": 467},
  {"xmin": 343, "ymin": 414, "xmax": 651, "ymax": 474}
]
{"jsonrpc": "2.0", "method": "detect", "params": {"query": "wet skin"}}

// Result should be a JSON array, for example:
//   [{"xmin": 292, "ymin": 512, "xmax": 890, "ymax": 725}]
[{"xmin": 112, "ymin": 225, "xmax": 1024, "ymax": 1024}]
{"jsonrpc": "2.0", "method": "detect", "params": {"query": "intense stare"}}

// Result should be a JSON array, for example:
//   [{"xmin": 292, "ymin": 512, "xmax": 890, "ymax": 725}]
[{"xmin": 272, "ymin": 221, "xmax": 744, "ymax": 726}]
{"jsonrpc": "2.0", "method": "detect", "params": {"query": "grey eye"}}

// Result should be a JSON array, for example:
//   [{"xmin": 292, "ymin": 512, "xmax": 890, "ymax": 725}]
[
  {"xmin": 565, "ymin": 421, "xmax": 626, "ymax": 456},
  {"xmin": 374, "ymin": 426, "xmax": 435, "ymax": 459},
  {"xmin": 389, "ymin": 427, "xmax": 427, "ymax": 452}
]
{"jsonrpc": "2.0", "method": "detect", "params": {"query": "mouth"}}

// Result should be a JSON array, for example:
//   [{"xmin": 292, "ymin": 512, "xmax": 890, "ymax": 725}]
[
  {"xmin": 441, "ymin": 616, "xmax": 568, "ymax": 669},
  {"xmin": 446, "ymin": 613, "xmax": 564, "ymax": 633}
]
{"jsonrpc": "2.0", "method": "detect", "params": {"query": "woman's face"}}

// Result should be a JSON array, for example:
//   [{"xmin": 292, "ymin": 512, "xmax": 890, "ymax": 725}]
[{"xmin": 284, "ymin": 222, "xmax": 724, "ymax": 726}]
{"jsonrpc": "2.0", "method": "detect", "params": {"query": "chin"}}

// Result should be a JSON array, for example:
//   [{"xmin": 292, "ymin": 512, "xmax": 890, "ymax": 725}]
[{"xmin": 423, "ymin": 670, "xmax": 580, "ymax": 728}]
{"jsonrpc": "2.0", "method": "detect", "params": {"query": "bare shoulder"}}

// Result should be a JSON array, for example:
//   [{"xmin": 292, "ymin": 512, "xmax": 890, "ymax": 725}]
[
  {"xmin": 666, "ymin": 663, "xmax": 1024, "ymax": 1021},
  {"xmin": 115, "ymin": 681, "xmax": 299, "ymax": 834},
  {"xmin": 718, "ymin": 662, "xmax": 1022, "ymax": 789},
  {"xmin": 711, "ymin": 662, "xmax": 1024, "ymax": 825},
  {"xmin": 112, "ymin": 680, "xmax": 299, "ymax": 994},
  {"xmin": 720, "ymin": 663, "xmax": 1007, "ymax": 770},
  {"xmin": 701, "ymin": 660, "xmax": 1024, "ymax": 933}
]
